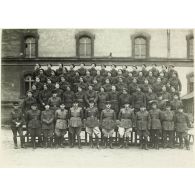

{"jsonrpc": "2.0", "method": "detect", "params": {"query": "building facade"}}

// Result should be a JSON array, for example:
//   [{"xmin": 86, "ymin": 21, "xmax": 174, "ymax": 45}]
[{"xmin": 1, "ymin": 29, "xmax": 194, "ymax": 124}]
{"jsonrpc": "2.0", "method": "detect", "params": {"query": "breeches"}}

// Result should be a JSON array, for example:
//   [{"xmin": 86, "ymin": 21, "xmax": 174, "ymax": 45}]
[
  {"xmin": 69, "ymin": 127, "xmax": 81, "ymax": 136},
  {"xmin": 86, "ymin": 127, "xmax": 101, "ymax": 138},
  {"xmin": 118, "ymin": 127, "xmax": 132, "ymax": 137}
]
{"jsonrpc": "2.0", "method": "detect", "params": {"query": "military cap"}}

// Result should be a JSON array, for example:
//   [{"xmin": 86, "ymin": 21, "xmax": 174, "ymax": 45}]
[
  {"xmin": 150, "ymin": 100, "xmax": 158, "ymax": 106},
  {"xmin": 52, "ymin": 89, "xmax": 58, "ymax": 94},
  {"xmin": 47, "ymin": 63, "xmax": 52, "ymax": 67},
  {"xmin": 178, "ymin": 105, "xmax": 184, "ymax": 109},
  {"xmin": 106, "ymin": 101, "xmax": 111, "ymax": 105},
  {"xmin": 31, "ymin": 103, "xmax": 37, "ymax": 107},
  {"xmin": 13, "ymin": 101, "xmax": 19, "ymax": 106},
  {"xmin": 133, "ymin": 65, "xmax": 137, "ymax": 69},
  {"xmin": 112, "ymin": 64, "xmax": 116, "ymax": 68},
  {"xmin": 142, "ymin": 64, "xmax": 147, "ymax": 68},
  {"xmin": 27, "ymin": 90, "xmax": 32, "ymax": 94}
]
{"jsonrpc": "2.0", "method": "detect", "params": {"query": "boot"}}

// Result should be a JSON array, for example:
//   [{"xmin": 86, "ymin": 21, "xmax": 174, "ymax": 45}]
[
  {"xmin": 32, "ymin": 137, "xmax": 36, "ymax": 149},
  {"xmin": 155, "ymin": 139, "xmax": 159, "ymax": 150},
  {"xmin": 96, "ymin": 137, "xmax": 100, "ymax": 149},
  {"xmin": 109, "ymin": 137, "xmax": 113, "ymax": 149},
  {"xmin": 38, "ymin": 137, "xmax": 43, "ymax": 148},
  {"xmin": 185, "ymin": 139, "xmax": 190, "ymax": 150},
  {"xmin": 44, "ymin": 137, "xmax": 47, "ymax": 148},
  {"xmin": 78, "ymin": 136, "xmax": 82, "ymax": 149},
  {"xmin": 89, "ymin": 136, "xmax": 94, "ymax": 148},
  {"xmin": 70, "ymin": 134, "xmax": 75, "ymax": 148},
  {"xmin": 144, "ymin": 140, "xmax": 148, "ymax": 150},
  {"xmin": 55, "ymin": 137, "xmax": 59, "ymax": 148},
  {"xmin": 118, "ymin": 137, "xmax": 124, "ymax": 148},
  {"xmin": 13, "ymin": 137, "xmax": 18, "ymax": 149},
  {"xmin": 20, "ymin": 137, "xmax": 25, "ymax": 148},
  {"xmin": 125, "ymin": 137, "xmax": 129, "ymax": 148},
  {"xmin": 103, "ymin": 137, "xmax": 107, "ymax": 149}
]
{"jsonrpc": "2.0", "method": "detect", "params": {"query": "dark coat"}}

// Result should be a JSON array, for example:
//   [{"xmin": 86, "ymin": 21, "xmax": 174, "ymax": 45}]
[
  {"xmin": 160, "ymin": 110, "xmax": 175, "ymax": 131},
  {"xmin": 41, "ymin": 109, "xmax": 54, "ymax": 130},
  {"xmin": 26, "ymin": 109, "xmax": 41, "ymax": 129},
  {"xmin": 84, "ymin": 90, "xmax": 98, "ymax": 106},
  {"xmin": 22, "ymin": 97, "xmax": 37, "ymax": 113},
  {"xmin": 97, "ymin": 92, "xmax": 109, "ymax": 111},
  {"xmin": 74, "ymin": 91, "xmax": 85, "ymax": 108},
  {"xmin": 135, "ymin": 110, "xmax": 151, "ymax": 131},
  {"xmin": 174, "ymin": 112, "xmax": 191, "ymax": 132},
  {"xmin": 63, "ymin": 91, "xmax": 75, "ymax": 109},
  {"xmin": 10, "ymin": 109, "xmax": 24, "ymax": 129},
  {"xmin": 119, "ymin": 93, "xmax": 132, "ymax": 108},
  {"xmin": 132, "ymin": 91, "xmax": 146, "ymax": 109},
  {"xmin": 149, "ymin": 109, "xmax": 162, "ymax": 130}
]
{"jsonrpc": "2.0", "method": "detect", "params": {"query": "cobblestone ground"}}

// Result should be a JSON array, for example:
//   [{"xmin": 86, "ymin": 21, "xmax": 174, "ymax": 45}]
[{"xmin": 0, "ymin": 128, "xmax": 195, "ymax": 168}]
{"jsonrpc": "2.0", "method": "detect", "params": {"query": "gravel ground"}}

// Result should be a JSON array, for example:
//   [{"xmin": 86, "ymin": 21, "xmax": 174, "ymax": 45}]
[{"xmin": 0, "ymin": 128, "xmax": 195, "ymax": 168}]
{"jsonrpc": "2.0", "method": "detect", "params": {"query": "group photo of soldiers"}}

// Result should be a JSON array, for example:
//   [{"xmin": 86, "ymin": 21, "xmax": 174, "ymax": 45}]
[{"xmin": 11, "ymin": 62, "xmax": 192, "ymax": 150}]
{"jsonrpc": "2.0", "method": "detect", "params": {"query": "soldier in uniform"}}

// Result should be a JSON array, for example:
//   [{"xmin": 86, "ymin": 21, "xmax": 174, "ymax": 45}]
[
  {"xmin": 161, "ymin": 85, "xmax": 171, "ymax": 102},
  {"xmin": 110, "ymin": 64, "xmax": 118, "ymax": 77},
  {"xmin": 46, "ymin": 78, "xmax": 55, "ymax": 92},
  {"xmin": 84, "ymin": 70, "xmax": 93, "ymax": 84},
  {"xmin": 39, "ymin": 69, "xmax": 47, "ymax": 83},
  {"xmin": 41, "ymin": 104, "xmax": 54, "ymax": 148},
  {"xmin": 84, "ymin": 100, "xmax": 101, "ymax": 149},
  {"xmin": 59, "ymin": 75, "xmax": 70, "ymax": 91},
  {"xmin": 118, "ymin": 88, "xmax": 132, "ymax": 109},
  {"xmin": 31, "ymin": 84, "xmax": 40, "ymax": 106},
  {"xmin": 63, "ymin": 86, "xmax": 75, "ymax": 111},
  {"xmin": 55, "ymin": 63, "xmax": 64, "ymax": 77},
  {"xmin": 54, "ymin": 83, "xmax": 63, "ymax": 100},
  {"xmin": 100, "ymin": 64, "xmax": 108, "ymax": 77},
  {"xmin": 45, "ymin": 63, "xmax": 53, "ymax": 77},
  {"xmin": 22, "ymin": 91, "xmax": 37, "ymax": 114},
  {"xmin": 89, "ymin": 63, "xmax": 97, "ymax": 77},
  {"xmin": 39, "ymin": 83, "xmax": 51, "ymax": 110},
  {"xmin": 141, "ymin": 79, "xmax": 151, "ymax": 94},
  {"xmin": 92, "ymin": 79, "xmax": 101, "ymax": 93},
  {"xmin": 97, "ymin": 86, "xmax": 109, "ymax": 113},
  {"xmin": 147, "ymin": 71, "xmax": 156, "ymax": 86},
  {"xmin": 10, "ymin": 102, "xmax": 25, "ymax": 149},
  {"xmin": 116, "ymin": 77, "xmax": 127, "ymax": 94},
  {"xmin": 118, "ymin": 103, "xmax": 135, "ymax": 148},
  {"xmin": 169, "ymin": 72, "xmax": 182, "ymax": 92},
  {"xmin": 34, "ymin": 77, "xmax": 43, "ymax": 91},
  {"xmin": 32, "ymin": 63, "xmax": 41, "ymax": 79},
  {"xmin": 137, "ymin": 71, "xmax": 145, "ymax": 85},
  {"xmin": 135, "ymin": 104, "xmax": 151, "ymax": 150},
  {"xmin": 125, "ymin": 72, "xmax": 133, "ymax": 85},
  {"xmin": 84, "ymin": 85, "xmax": 98, "ymax": 107},
  {"xmin": 168, "ymin": 64, "xmax": 178, "ymax": 79},
  {"xmin": 122, "ymin": 65, "xmax": 129, "ymax": 78},
  {"xmin": 100, "ymin": 101, "xmax": 116, "ymax": 149},
  {"xmin": 48, "ymin": 90, "xmax": 62, "ymax": 113},
  {"xmin": 159, "ymin": 71, "xmax": 168, "ymax": 85},
  {"xmin": 74, "ymin": 86, "xmax": 85, "ymax": 109},
  {"xmin": 128, "ymin": 78, "xmax": 138, "ymax": 95},
  {"xmin": 50, "ymin": 69, "xmax": 59, "ymax": 84},
  {"xmin": 131, "ymin": 65, "xmax": 138, "ymax": 77},
  {"xmin": 132, "ymin": 86, "xmax": 146, "ymax": 112},
  {"xmin": 141, "ymin": 64, "xmax": 148, "ymax": 77},
  {"xmin": 94, "ymin": 70, "xmax": 103, "ymax": 84},
  {"xmin": 170, "ymin": 94, "xmax": 183, "ymax": 111},
  {"xmin": 152, "ymin": 77, "xmax": 162, "ymax": 96},
  {"xmin": 109, "ymin": 85, "xmax": 119, "ymax": 115},
  {"xmin": 77, "ymin": 77, "xmax": 88, "ymax": 92},
  {"xmin": 145, "ymin": 87, "xmax": 157, "ymax": 110},
  {"xmin": 25, "ymin": 103, "xmax": 42, "ymax": 149},
  {"xmin": 103, "ymin": 78, "xmax": 112, "ymax": 93},
  {"xmin": 69, "ymin": 100, "xmax": 84, "ymax": 149},
  {"xmin": 160, "ymin": 102, "xmax": 175, "ymax": 148},
  {"xmin": 55, "ymin": 103, "xmax": 69, "ymax": 148},
  {"xmin": 150, "ymin": 64, "xmax": 159, "ymax": 78},
  {"xmin": 78, "ymin": 63, "xmax": 86, "ymax": 77},
  {"xmin": 174, "ymin": 106, "xmax": 191, "ymax": 150},
  {"xmin": 148, "ymin": 101, "xmax": 162, "ymax": 149}
]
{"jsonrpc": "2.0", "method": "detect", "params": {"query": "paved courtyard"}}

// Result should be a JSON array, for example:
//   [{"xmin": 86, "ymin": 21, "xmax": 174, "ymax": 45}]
[{"xmin": 0, "ymin": 128, "xmax": 195, "ymax": 168}]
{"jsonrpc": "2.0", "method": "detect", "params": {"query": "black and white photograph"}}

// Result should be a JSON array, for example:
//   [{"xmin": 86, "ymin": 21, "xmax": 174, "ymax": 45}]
[{"xmin": 0, "ymin": 28, "xmax": 194, "ymax": 167}]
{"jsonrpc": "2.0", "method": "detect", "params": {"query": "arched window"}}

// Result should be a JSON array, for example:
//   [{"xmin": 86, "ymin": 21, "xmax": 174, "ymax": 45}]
[
  {"xmin": 24, "ymin": 37, "xmax": 36, "ymax": 58},
  {"xmin": 131, "ymin": 33, "xmax": 151, "ymax": 58},
  {"xmin": 186, "ymin": 34, "xmax": 194, "ymax": 59},
  {"xmin": 24, "ymin": 75, "xmax": 34, "ymax": 93},
  {"xmin": 75, "ymin": 31, "xmax": 95, "ymax": 58}
]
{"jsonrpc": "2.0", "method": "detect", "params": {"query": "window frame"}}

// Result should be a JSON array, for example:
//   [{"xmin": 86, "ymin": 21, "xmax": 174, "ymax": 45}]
[
  {"xmin": 21, "ymin": 32, "xmax": 39, "ymax": 58},
  {"xmin": 186, "ymin": 34, "xmax": 194, "ymax": 59},
  {"xmin": 131, "ymin": 32, "xmax": 151, "ymax": 59},
  {"xmin": 75, "ymin": 31, "xmax": 95, "ymax": 58}
]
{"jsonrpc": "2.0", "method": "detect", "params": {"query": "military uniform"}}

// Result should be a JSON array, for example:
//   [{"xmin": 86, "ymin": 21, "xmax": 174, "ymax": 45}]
[
  {"xmin": 97, "ymin": 92, "xmax": 109, "ymax": 112},
  {"xmin": 41, "ymin": 109, "xmax": 54, "ymax": 147},
  {"xmin": 48, "ymin": 96, "xmax": 61, "ymax": 112},
  {"xmin": 34, "ymin": 81, "xmax": 43, "ymax": 91},
  {"xmin": 160, "ymin": 109, "xmax": 175, "ymax": 148},
  {"xmin": 149, "ymin": 108, "xmax": 162, "ymax": 149},
  {"xmin": 50, "ymin": 75, "xmax": 59, "ymax": 84},
  {"xmin": 39, "ymin": 89, "xmax": 51, "ymax": 110},
  {"xmin": 116, "ymin": 82, "xmax": 127, "ymax": 94},
  {"xmin": 103, "ymin": 83, "xmax": 112, "ymax": 93},
  {"xmin": 78, "ymin": 67, "xmax": 86, "ymax": 77},
  {"xmin": 119, "ymin": 93, "xmax": 132, "ymax": 109},
  {"xmin": 69, "ymin": 106, "xmax": 84, "ymax": 148},
  {"xmin": 55, "ymin": 108, "xmax": 69, "ymax": 147},
  {"xmin": 147, "ymin": 76, "xmax": 156, "ymax": 86},
  {"xmin": 84, "ymin": 75, "xmax": 93, "ymax": 84},
  {"xmin": 169, "ymin": 77, "xmax": 182, "ymax": 91},
  {"xmin": 26, "ymin": 109, "xmax": 42, "ymax": 148},
  {"xmin": 10, "ymin": 107, "xmax": 25, "ymax": 148},
  {"xmin": 170, "ymin": 99, "xmax": 183, "ymax": 111},
  {"xmin": 22, "ymin": 96, "xmax": 37, "ymax": 114},
  {"xmin": 94, "ymin": 74, "xmax": 103, "ymax": 84},
  {"xmin": 128, "ymin": 82, "xmax": 138, "ymax": 95},
  {"xmin": 74, "ymin": 91, "xmax": 85, "ymax": 108},
  {"xmin": 146, "ymin": 92, "xmax": 157, "ymax": 109},
  {"xmin": 84, "ymin": 90, "xmax": 98, "ymax": 107},
  {"xmin": 132, "ymin": 91, "xmax": 146, "ymax": 112},
  {"xmin": 63, "ymin": 90, "xmax": 75, "ymax": 110},
  {"xmin": 89, "ymin": 67, "xmax": 97, "ymax": 77},
  {"xmin": 135, "ymin": 110, "xmax": 151, "ymax": 149},
  {"xmin": 110, "ymin": 68, "xmax": 118, "ymax": 77},
  {"xmin": 118, "ymin": 107, "xmax": 135, "ymax": 147},
  {"xmin": 109, "ymin": 91, "xmax": 119, "ymax": 114},
  {"xmin": 85, "ymin": 106, "xmax": 100, "ymax": 148}
]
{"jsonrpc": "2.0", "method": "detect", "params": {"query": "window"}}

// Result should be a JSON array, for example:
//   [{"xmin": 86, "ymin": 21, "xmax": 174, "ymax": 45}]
[
  {"xmin": 24, "ymin": 75, "xmax": 34, "ymax": 93},
  {"xmin": 134, "ymin": 37, "xmax": 147, "ymax": 58},
  {"xmin": 186, "ymin": 34, "xmax": 194, "ymax": 59},
  {"xmin": 75, "ymin": 31, "xmax": 95, "ymax": 57},
  {"xmin": 131, "ymin": 32, "xmax": 151, "ymax": 58},
  {"xmin": 79, "ymin": 37, "xmax": 92, "ymax": 57},
  {"xmin": 24, "ymin": 37, "xmax": 36, "ymax": 58}
]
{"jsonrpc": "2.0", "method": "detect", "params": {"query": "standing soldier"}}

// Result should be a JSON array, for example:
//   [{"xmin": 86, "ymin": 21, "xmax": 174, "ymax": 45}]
[
  {"xmin": 168, "ymin": 64, "xmax": 178, "ymax": 79},
  {"xmin": 74, "ymin": 86, "xmax": 85, "ymax": 109},
  {"xmin": 141, "ymin": 79, "xmax": 151, "ymax": 94},
  {"xmin": 32, "ymin": 63, "xmax": 41, "ymax": 79},
  {"xmin": 46, "ymin": 78, "xmax": 55, "ymax": 92},
  {"xmin": 128, "ymin": 78, "xmax": 138, "ymax": 95},
  {"xmin": 118, "ymin": 88, "xmax": 132, "ymax": 110},
  {"xmin": 55, "ymin": 103, "xmax": 69, "ymax": 148},
  {"xmin": 161, "ymin": 85, "xmax": 171, "ymax": 102},
  {"xmin": 89, "ymin": 63, "xmax": 97, "ymax": 77},
  {"xmin": 55, "ymin": 63, "xmax": 64, "ymax": 77},
  {"xmin": 174, "ymin": 106, "xmax": 191, "ymax": 150},
  {"xmin": 109, "ymin": 85, "xmax": 119, "ymax": 116},
  {"xmin": 92, "ymin": 79, "xmax": 101, "ymax": 93},
  {"xmin": 97, "ymin": 87, "xmax": 109, "ymax": 113},
  {"xmin": 77, "ymin": 77, "xmax": 88, "ymax": 92},
  {"xmin": 150, "ymin": 64, "xmax": 159, "ymax": 78},
  {"xmin": 78, "ymin": 63, "xmax": 86, "ymax": 77},
  {"xmin": 31, "ymin": 84, "xmax": 40, "ymax": 106},
  {"xmin": 122, "ymin": 65, "xmax": 129, "ymax": 78},
  {"xmin": 170, "ymin": 94, "xmax": 183, "ymax": 111},
  {"xmin": 169, "ymin": 72, "xmax": 182, "ymax": 92},
  {"xmin": 84, "ymin": 70, "xmax": 93, "ymax": 84},
  {"xmin": 132, "ymin": 86, "xmax": 146, "ymax": 113},
  {"xmin": 63, "ymin": 86, "xmax": 75, "ymax": 111},
  {"xmin": 100, "ymin": 64, "xmax": 108, "ymax": 77},
  {"xmin": 69, "ymin": 100, "xmax": 84, "ymax": 149},
  {"xmin": 48, "ymin": 90, "xmax": 62, "ymax": 113},
  {"xmin": 110, "ymin": 64, "xmax": 118, "ymax": 77},
  {"xmin": 54, "ymin": 83, "xmax": 63, "ymax": 100},
  {"xmin": 135, "ymin": 104, "xmax": 151, "ymax": 150},
  {"xmin": 146, "ymin": 87, "xmax": 157, "ymax": 110},
  {"xmin": 45, "ymin": 64, "xmax": 53, "ymax": 77},
  {"xmin": 10, "ymin": 102, "xmax": 25, "ymax": 149},
  {"xmin": 116, "ymin": 77, "xmax": 127, "ymax": 95},
  {"xmin": 141, "ymin": 64, "xmax": 148, "ymax": 77},
  {"xmin": 39, "ymin": 69, "xmax": 47, "ymax": 83},
  {"xmin": 39, "ymin": 84, "xmax": 51, "ymax": 111},
  {"xmin": 103, "ymin": 78, "xmax": 112, "ymax": 93},
  {"xmin": 147, "ymin": 71, "xmax": 156, "ymax": 86},
  {"xmin": 34, "ymin": 77, "xmax": 43, "ymax": 91},
  {"xmin": 22, "ymin": 91, "xmax": 37, "ymax": 114},
  {"xmin": 84, "ymin": 85, "xmax": 98, "ymax": 107},
  {"xmin": 59, "ymin": 75, "xmax": 69, "ymax": 91},
  {"xmin": 94, "ymin": 70, "xmax": 103, "ymax": 84},
  {"xmin": 41, "ymin": 104, "xmax": 54, "ymax": 148},
  {"xmin": 152, "ymin": 77, "xmax": 163, "ymax": 96},
  {"xmin": 137, "ymin": 71, "xmax": 145, "ymax": 85},
  {"xmin": 160, "ymin": 102, "xmax": 175, "ymax": 148},
  {"xmin": 84, "ymin": 100, "xmax": 101, "ymax": 149},
  {"xmin": 131, "ymin": 65, "xmax": 138, "ymax": 77},
  {"xmin": 50, "ymin": 70, "xmax": 59, "ymax": 84},
  {"xmin": 25, "ymin": 103, "xmax": 42, "ymax": 149},
  {"xmin": 148, "ymin": 101, "xmax": 162, "ymax": 149},
  {"xmin": 100, "ymin": 101, "xmax": 116, "ymax": 149},
  {"xmin": 125, "ymin": 72, "xmax": 133, "ymax": 86},
  {"xmin": 118, "ymin": 103, "xmax": 135, "ymax": 148}
]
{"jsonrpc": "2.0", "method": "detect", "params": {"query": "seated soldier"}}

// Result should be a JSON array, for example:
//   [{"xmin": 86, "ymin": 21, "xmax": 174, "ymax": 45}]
[
  {"xmin": 78, "ymin": 63, "xmax": 86, "ymax": 77},
  {"xmin": 45, "ymin": 63, "xmax": 53, "ymax": 78},
  {"xmin": 63, "ymin": 86, "xmax": 75, "ymax": 111},
  {"xmin": 141, "ymin": 64, "xmax": 148, "ymax": 77},
  {"xmin": 110, "ymin": 64, "xmax": 118, "ymax": 77},
  {"xmin": 119, "ymin": 88, "xmax": 132, "ymax": 109},
  {"xmin": 10, "ymin": 102, "xmax": 25, "ymax": 149},
  {"xmin": 103, "ymin": 78, "xmax": 112, "ymax": 93},
  {"xmin": 89, "ymin": 63, "xmax": 97, "ymax": 77},
  {"xmin": 84, "ymin": 100, "xmax": 101, "ymax": 149},
  {"xmin": 84, "ymin": 85, "xmax": 98, "ymax": 107},
  {"xmin": 97, "ymin": 87, "xmax": 109, "ymax": 113}
]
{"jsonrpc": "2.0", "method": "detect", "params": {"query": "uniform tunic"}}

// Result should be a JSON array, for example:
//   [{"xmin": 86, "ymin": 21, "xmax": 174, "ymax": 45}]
[
  {"xmin": 84, "ymin": 75, "xmax": 93, "ymax": 84},
  {"xmin": 59, "ymin": 81, "xmax": 70, "ymax": 91},
  {"xmin": 74, "ymin": 91, "xmax": 85, "ymax": 108},
  {"xmin": 147, "ymin": 76, "xmax": 156, "ymax": 85},
  {"xmin": 128, "ymin": 83, "xmax": 138, "ymax": 95},
  {"xmin": 48, "ymin": 97, "xmax": 61, "ymax": 111},
  {"xmin": 22, "ymin": 97, "xmax": 37, "ymax": 113},
  {"xmin": 170, "ymin": 100, "xmax": 183, "ymax": 111},
  {"xmin": 89, "ymin": 67, "xmax": 97, "ymax": 77},
  {"xmin": 103, "ymin": 83, "xmax": 112, "ymax": 93},
  {"xmin": 160, "ymin": 110, "xmax": 175, "ymax": 131},
  {"xmin": 116, "ymin": 82, "xmax": 127, "ymax": 94},
  {"xmin": 118, "ymin": 108, "xmax": 134, "ymax": 129},
  {"xmin": 69, "ymin": 107, "xmax": 83, "ymax": 128},
  {"xmin": 94, "ymin": 75, "xmax": 103, "ymax": 84},
  {"xmin": 84, "ymin": 90, "xmax": 98, "ymax": 106},
  {"xmin": 109, "ymin": 91, "xmax": 119, "ymax": 113},
  {"xmin": 119, "ymin": 93, "xmax": 132, "ymax": 108},
  {"xmin": 149, "ymin": 109, "xmax": 161, "ymax": 130},
  {"xmin": 174, "ymin": 112, "xmax": 190, "ymax": 132},
  {"xmin": 63, "ymin": 91, "xmax": 75, "ymax": 109},
  {"xmin": 169, "ymin": 77, "xmax": 182, "ymax": 91},
  {"xmin": 39, "ymin": 89, "xmax": 51, "ymax": 108},
  {"xmin": 132, "ymin": 91, "xmax": 146, "ymax": 110},
  {"xmin": 97, "ymin": 92, "xmax": 109, "ymax": 111},
  {"xmin": 78, "ymin": 67, "xmax": 86, "ymax": 77},
  {"xmin": 85, "ymin": 107, "xmax": 99, "ymax": 129},
  {"xmin": 55, "ymin": 109, "xmax": 69, "ymax": 131},
  {"xmin": 110, "ymin": 69, "xmax": 118, "ymax": 77},
  {"xmin": 100, "ymin": 109, "xmax": 116, "ymax": 135}
]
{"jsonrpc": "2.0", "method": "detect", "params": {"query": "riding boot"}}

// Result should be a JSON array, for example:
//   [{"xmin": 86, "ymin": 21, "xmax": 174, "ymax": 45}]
[
  {"xmin": 118, "ymin": 137, "xmax": 124, "ymax": 148},
  {"xmin": 155, "ymin": 138, "xmax": 159, "ymax": 150},
  {"xmin": 32, "ymin": 137, "xmax": 36, "ymax": 149},
  {"xmin": 125, "ymin": 137, "xmax": 129, "ymax": 148},
  {"xmin": 38, "ymin": 136, "xmax": 43, "ymax": 148},
  {"xmin": 13, "ymin": 137, "xmax": 18, "ymax": 149},
  {"xmin": 44, "ymin": 137, "xmax": 47, "ymax": 148},
  {"xmin": 103, "ymin": 137, "xmax": 107, "ymax": 149},
  {"xmin": 89, "ymin": 136, "xmax": 93, "ymax": 148},
  {"xmin": 144, "ymin": 139, "xmax": 148, "ymax": 150},
  {"xmin": 55, "ymin": 137, "xmax": 59, "ymax": 148},
  {"xmin": 70, "ymin": 134, "xmax": 75, "ymax": 148},
  {"xmin": 96, "ymin": 137, "xmax": 100, "ymax": 149},
  {"xmin": 20, "ymin": 136, "xmax": 25, "ymax": 148},
  {"xmin": 185, "ymin": 139, "xmax": 190, "ymax": 150},
  {"xmin": 109, "ymin": 137, "xmax": 113, "ymax": 149},
  {"xmin": 78, "ymin": 136, "xmax": 82, "ymax": 149}
]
